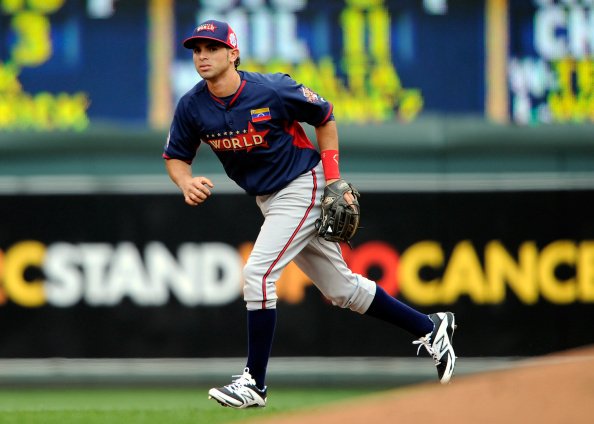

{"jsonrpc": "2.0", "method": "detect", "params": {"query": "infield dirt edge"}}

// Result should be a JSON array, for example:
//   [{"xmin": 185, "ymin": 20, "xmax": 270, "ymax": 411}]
[{"xmin": 247, "ymin": 345, "xmax": 594, "ymax": 424}]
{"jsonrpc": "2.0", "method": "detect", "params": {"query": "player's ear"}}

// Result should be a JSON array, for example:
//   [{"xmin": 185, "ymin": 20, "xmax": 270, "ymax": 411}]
[{"xmin": 229, "ymin": 48, "xmax": 240, "ymax": 63}]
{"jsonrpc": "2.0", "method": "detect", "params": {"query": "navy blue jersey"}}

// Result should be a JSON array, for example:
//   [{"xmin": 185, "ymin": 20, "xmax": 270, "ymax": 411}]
[{"xmin": 163, "ymin": 71, "xmax": 334, "ymax": 195}]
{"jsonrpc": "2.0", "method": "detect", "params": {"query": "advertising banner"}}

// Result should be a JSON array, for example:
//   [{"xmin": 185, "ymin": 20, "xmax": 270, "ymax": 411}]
[{"xmin": 2, "ymin": 190, "xmax": 594, "ymax": 358}]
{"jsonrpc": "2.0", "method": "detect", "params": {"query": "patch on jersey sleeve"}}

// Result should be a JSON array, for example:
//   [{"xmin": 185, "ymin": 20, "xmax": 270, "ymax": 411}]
[
  {"xmin": 301, "ymin": 86, "xmax": 323, "ymax": 103},
  {"xmin": 251, "ymin": 108, "xmax": 271, "ymax": 122}
]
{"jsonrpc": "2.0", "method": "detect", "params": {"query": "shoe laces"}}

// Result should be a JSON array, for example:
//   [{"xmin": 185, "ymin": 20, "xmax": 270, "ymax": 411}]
[
  {"xmin": 413, "ymin": 335, "xmax": 441, "ymax": 366},
  {"xmin": 226, "ymin": 368, "xmax": 256, "ymax": 392}
]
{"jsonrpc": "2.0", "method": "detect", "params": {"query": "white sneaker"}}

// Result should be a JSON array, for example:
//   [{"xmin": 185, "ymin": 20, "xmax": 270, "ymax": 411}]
[
  {"xmin": 208, "ymin": 368, "xmax": 267, "ymax": 408},
  {"xmin": 413, "ymin": 312, "xmax": 457, "ymax": 384}
]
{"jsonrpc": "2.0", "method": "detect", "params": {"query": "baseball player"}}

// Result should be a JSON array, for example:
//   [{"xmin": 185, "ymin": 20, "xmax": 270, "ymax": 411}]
[{"xmin": 163, "ymin": 20, "xmax": 457, "ymax": 409}]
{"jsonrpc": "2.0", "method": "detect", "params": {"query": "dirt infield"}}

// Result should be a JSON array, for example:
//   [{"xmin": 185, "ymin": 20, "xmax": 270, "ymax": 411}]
[{"xmin": 255, "ymin": 345, "xmax": 594, "ymax": 424}]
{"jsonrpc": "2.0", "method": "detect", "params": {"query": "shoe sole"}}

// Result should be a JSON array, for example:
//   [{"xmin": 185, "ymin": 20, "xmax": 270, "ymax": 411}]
[
  {"xmin": 209, "ymin": 394, "xmax": 231, "ymax": 408},
  {"xmin": 208, "ymin": 389, "xmax": 266, "ymax": 409}
]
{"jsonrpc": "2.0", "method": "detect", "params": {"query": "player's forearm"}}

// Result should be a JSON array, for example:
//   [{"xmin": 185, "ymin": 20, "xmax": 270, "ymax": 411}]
[
  {"xmin": 315, "ymin": 120, "xmax": 341, "ymax": 182},
  {"xmin": 315, "ymin": 120, "xmax": 339, "ymax": 152},
  {"xmin": 165, "ymin": 158, "xmax": 193, "ymax": 189}
]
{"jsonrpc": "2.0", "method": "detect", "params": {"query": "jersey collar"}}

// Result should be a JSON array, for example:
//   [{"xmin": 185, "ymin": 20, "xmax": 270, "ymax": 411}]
[{"xmin": 209, "ymin": 79, "xmax": 246, "ymax": 108}]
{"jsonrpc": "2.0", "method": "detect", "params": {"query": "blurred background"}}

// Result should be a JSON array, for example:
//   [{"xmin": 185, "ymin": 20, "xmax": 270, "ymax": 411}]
[{"xmin": 1, "ymin": 0, "xmax": 594, "ymax": 385}]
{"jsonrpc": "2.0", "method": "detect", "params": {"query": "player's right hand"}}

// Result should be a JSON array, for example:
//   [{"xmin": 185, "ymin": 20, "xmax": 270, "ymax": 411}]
[{"xmin": 182, "ymin": 176, "xmax": 214, "ymax": 206}]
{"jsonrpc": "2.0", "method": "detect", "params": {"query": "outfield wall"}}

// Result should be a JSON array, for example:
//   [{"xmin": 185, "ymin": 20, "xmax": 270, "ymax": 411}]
[{"xmin": 1, "ymin": 119, "xmax": 594, "ymax": 179}]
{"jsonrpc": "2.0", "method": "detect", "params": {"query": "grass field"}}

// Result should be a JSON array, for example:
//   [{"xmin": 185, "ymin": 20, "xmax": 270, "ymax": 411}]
[{"xmin": 0, "ymin": 387, "xmax": 380, "ymax": 424}]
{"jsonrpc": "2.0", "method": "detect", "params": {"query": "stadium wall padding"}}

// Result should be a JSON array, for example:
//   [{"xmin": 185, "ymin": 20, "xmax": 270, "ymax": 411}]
[{"xmin": 1, "ymin": 190, "xmax": 593, "ymax": 358}]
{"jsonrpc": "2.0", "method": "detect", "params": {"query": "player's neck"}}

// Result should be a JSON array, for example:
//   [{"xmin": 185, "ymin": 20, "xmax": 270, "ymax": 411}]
[{"xmin": 206, "ymin": 69, "xmax": 241, "ymax": 98}]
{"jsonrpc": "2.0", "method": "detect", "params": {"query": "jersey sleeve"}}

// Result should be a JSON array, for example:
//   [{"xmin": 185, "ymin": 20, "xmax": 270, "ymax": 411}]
[
  {"xmin": 162, "ymin": 96, "xmax": 201, "ymax": 163},
  {"xmin": 275, "ymin": 74, "xmax": 334, "ymax": 127}
]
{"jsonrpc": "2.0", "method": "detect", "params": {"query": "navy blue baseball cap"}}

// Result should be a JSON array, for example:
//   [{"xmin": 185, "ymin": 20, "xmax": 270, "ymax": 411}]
[{"xmin": 182, "ymin": 20, "xmax": 238, "ymax": 50}]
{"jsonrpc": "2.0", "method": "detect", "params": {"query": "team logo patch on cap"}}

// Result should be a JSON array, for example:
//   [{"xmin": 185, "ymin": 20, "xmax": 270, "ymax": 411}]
[
  {"xmin": 251, "ymin": 108, "xmax": 271, "ymax": 122},
  {"xmin": 196, "ymin": 23, "xmax": 217, "ymax": 33},
  {"xmin": 228, "ymin": 32, "xmax": 238, "ymax": 47}
]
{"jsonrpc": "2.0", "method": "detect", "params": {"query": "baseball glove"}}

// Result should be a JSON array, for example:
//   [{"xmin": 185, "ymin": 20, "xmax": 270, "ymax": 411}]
[{"xmin": 315, "ymin": 179, "xmax": 361, "ymax": 243}]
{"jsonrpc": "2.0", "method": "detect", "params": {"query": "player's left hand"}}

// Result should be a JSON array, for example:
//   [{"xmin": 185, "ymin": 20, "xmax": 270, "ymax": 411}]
[
  {"xmin": 326, "ymin": 179, "xmax": 356, "ymax": 207},
  {"xmin": 316, "ymin": 179, "xmax": 361, "ymax": 243}
]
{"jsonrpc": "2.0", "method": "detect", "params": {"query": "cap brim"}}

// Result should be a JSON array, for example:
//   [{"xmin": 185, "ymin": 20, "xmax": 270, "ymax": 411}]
[{"xmin": 182, "ymin": 35, "xmax": 235, "ymax": 49}]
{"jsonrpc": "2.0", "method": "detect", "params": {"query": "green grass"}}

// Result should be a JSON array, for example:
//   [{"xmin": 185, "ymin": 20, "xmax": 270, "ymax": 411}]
[{"xmin": 0, "ymin": 387, "xmax": 379, "ymax": 424}]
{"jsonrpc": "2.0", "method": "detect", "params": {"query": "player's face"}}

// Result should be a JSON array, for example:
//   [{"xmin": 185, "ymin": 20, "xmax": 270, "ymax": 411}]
[{"xmin": 192, "ymin": 41, "xmax": 236, "ymax": 81}]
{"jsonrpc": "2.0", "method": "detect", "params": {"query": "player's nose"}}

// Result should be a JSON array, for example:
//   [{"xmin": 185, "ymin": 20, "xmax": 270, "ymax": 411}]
[{"xmin": 193, "ymin": 49, "xmax": 207, "ymax": 59}]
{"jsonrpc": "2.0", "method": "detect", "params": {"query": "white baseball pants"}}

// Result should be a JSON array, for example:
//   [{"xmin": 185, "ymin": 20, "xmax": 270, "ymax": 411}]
[{"xmin": 243, "ymin": 161, "xmax": 376, "ymax": 312}]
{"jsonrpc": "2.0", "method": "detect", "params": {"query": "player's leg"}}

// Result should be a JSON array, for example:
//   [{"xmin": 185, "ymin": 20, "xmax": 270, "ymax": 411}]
[
  {"xmin": 292, "ymin": 238, "xmax": 430, "ymax": 331},
  {"xmin": 209, "ymin": 166, "xmax": 321, "ymax": 408},
  {"xmin": 293, "ymin": 237, "xmax": 457, "ymax": 383}
]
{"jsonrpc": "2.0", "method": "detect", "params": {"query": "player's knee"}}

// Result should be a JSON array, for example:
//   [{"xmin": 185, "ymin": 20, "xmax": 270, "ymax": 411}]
[
  {"xmin": 242, "ymin": 261, "xmax": 260, "ymax": 299},
  {"xmin": 243, "ymin": 261, "xmax": 259, "ymax": 285},
  {"xmin": 323, "ymin": 287, "xmax": 350, "ymax": 309},
  {"xmin": 326, "ymin": 276, "xmax": 376, "ymax": 314}
]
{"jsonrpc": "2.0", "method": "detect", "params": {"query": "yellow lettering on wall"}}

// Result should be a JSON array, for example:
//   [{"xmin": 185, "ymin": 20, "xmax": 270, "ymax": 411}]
[
  {"xmin": 0, "ymin": 2, "xmax": 90, "ymax": 131},
  {"xmin": 548, "ymin": 91, "xmax": 573, "ymax": 122},
  {"xmin": 577, "ymin": 59, "xmax": 594, "ymax": 96},
  {"xmin": 441, "ymin": 240, "xmax": 489, "ymax": 304},
  {"xmin": 341, "ymin": 6, "xmax": 366, "ymax": 94},
  {"xmin": 1, "ymin": 0, "xmax": 25, "ymax": 13},
  {"xmin": 11, "ymin": 11, "xmax": 52, "ymax": 66},
  {"xmin": 398, "ymin": 89, "xmax": 424, "ymax": 122},
  {"xmin": 578, "ymin": 241, "xmax": 594, "ymax": 302},
  {"xmin": 3, "ymin": 241, "xmax": 46, "ymax": 307},
  {"xmin": 539, "ymin": 240, "xmax": 576, "ymax": 304},
  {"xmin": 368, "ymin": 6, "xmax": 390, "ymax": 63},
  {"xmin": 547, "ymin": 59, "xmax": 594, "ymax": 123},
  {"xmin": 26, "ymin": 0, "xmax": 65, "ymax": 14},
  {"xmin": 244, "ymin": 0, "xmax": 422, "ymax": 123},
  {"xmin": 399, "ymin": 241, "xmax": 443, "ymax": 306},
  {"xmin": 556, "ymin": 59, "xmax": 574, "ymax": 94},
  {"xmin": 291, "ymin": 59, "xmax": 319, "ymax": 93},
  {"xmin": 0, "ymin": 62, "xmax": 22, "ymax": 93},
  {"xmin": 346, "ymin": 0, "xmax": 384, "ymax": 7},
  {"xmin": 318, "ymin": 57, "xmax": 340, "ymax": 98},
  {"xmin": 341, "ymin": 6, "xmax": 365, "ymax": 58},
  {"xmin": 485, "ymin": 240, "xmax": 538, "ymax": 304},
  {"xmin": 370, "ymin": 62, "xmax": 401, "ymax": 99},
  {"xmin": 0, "ymin": 249, "xmax": 6, "ymax": 304},
  {"xmin": 0, "ymin": 91, "xmax": 89, "ymax": 131},
  {"xmin": 0, "ymin": 95, "xmax": 16, "ymax": 126},
  {"xmin": 54, "ymin": 92, "xmax": 90, "ymax": 131}
]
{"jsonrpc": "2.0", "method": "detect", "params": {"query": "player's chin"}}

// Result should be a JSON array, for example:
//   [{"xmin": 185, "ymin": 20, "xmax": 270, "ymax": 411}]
[{"xmin": 197, "ymin": 68, "xmax": 214, "ymax": 79}]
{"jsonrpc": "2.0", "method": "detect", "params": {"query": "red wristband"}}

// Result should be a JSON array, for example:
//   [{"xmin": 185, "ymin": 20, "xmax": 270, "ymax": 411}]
[{"xmin": 321, "ymin": 149, "xmax": 340, "ymax": 181}]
